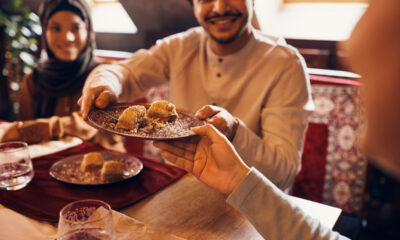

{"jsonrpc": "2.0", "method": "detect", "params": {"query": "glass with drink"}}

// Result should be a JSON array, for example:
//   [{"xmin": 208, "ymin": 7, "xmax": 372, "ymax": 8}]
[
  {"xmin": 57, "ymin": 199, "xmax": 115, "ymax": 240},
  {"xmin": 0, "ymin": 141, "xmax": 34, "ymax": 190}
]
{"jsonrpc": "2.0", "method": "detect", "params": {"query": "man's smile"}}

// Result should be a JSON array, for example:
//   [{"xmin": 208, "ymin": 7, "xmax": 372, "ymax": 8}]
[{"xmin": 206, "ymin": 14, "xmax": 242, "ymax": 30}]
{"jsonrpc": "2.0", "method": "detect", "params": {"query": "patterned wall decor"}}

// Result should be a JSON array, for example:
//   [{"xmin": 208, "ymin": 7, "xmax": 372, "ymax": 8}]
[{"xmin": 310, "ymin": 84, "xmax": 367, "ymax": 214}]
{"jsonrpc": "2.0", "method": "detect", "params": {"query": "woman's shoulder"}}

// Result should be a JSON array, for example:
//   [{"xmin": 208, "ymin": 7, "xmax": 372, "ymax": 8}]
[{"xmin": 21, "ymin": 71, "xmax": 35, "ymax": 88}]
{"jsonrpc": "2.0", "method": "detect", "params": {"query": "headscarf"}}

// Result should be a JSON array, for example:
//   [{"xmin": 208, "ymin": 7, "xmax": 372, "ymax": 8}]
[{"xmin": 33, "ymin": 0, "xmax": 97, "ymax": 118}]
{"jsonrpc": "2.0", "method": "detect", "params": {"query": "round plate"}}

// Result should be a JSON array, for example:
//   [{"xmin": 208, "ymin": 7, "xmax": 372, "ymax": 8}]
[
  {"xmin": 87, "ymin": 103, "xmax": 205, "ymax": 140},
  {"xmin": 49, "ymin": 151, "xmax": 143, "ymax": 185}
]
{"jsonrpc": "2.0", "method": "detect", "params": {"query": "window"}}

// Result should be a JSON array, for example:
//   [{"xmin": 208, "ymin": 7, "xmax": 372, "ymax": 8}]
[
  {"xmin": 86, "ymin": 0, "xmax": 137, "ymax": 34},
  {"xmin": 254, "ymin": 0, "xmax": 368, "ymax": 41}
]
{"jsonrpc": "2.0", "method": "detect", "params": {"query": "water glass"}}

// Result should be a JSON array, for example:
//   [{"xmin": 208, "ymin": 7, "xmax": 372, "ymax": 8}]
[
  {"xmin": 57, "ymin": 199, "xmax": 115, "ymax": 240},
  {"xmin": 0, "ymin": 141, "xmax": 34, "ymax": 190}
]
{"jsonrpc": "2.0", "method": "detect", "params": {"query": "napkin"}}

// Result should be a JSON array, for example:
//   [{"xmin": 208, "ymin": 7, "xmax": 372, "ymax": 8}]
[
  {"xmin": 113, "ymin": 210, "xmax": 185, "ymax": 240},
  {"xmin": 28, "ymin": 136, "xmax": 83, "ymax": 159}
]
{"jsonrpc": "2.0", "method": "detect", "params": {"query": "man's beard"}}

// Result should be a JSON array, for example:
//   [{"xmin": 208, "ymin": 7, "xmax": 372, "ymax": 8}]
[
  {"xmin": 208, "ymin": 29, "xmax": 242, "ymax": 44},
  {"xmin": 204, "ymin": 11, "xmax": 245, "ymax": 44}
]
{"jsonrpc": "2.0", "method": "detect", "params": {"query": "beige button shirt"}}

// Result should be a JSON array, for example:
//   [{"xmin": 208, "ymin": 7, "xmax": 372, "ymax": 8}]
[{"xmin": 84, "ymin": 27, "xmax": 314, "ymax": 189}]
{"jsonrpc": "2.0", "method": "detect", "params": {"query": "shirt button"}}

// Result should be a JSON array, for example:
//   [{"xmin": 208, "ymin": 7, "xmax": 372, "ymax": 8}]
[
  {"xmin": 218, "ymin": 58, "xmax": 223, "ymax": 63},
  {"xmin": 217, "ymin": 73, "xmax": 221, "ymax": 77}
]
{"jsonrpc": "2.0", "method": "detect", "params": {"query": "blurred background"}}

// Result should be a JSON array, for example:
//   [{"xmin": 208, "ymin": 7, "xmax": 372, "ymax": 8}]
[{"xmin": 1, "ymin": 1, "xmax": 399, "ymax": 239}]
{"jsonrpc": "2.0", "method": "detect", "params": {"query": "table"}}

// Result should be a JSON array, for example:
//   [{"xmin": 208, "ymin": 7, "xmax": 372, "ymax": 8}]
[
  {"xmin": 0, "ymin": 173, "xmax": 342, "ymax": 240},
  {"xmin": 122, "ymin": 174, "xmax": 342, "ymax": 240},
  {"xmin": 0, "ymin": 142, "xmax": 342, "ymax": 240}
]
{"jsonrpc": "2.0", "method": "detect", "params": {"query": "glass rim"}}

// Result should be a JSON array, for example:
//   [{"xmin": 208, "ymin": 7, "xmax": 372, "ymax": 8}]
[
  {"xmin": 0, "ymin": 141, "xmax": 28, "ymax": 153},
  {"xmin": 59, "ymin": 199, "xmax": 112, "ymax": 224}
]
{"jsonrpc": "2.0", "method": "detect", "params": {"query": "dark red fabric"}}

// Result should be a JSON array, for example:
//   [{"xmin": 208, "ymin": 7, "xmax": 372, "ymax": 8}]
[
  {"xmin": 291, "ymin": 123, "xmax": 329, "ymax": 203},
  {"xmin": 123, "ymin": 137, "xmax": 145, "ymax": 155},
  {"xmin": 309, "ymin": 74, "xmax": 361, "ymax": 86},
  {"xmin": 0, "ymin": 141, "xmax": 186, "ymax": 222}
]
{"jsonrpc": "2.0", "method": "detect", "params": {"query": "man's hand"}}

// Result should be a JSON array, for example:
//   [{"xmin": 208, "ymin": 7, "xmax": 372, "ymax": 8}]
[
  {"xmin": 154, "ymin": 124, "xmax": 250, "ymax": 195},
  {"xmin": 78, "ymin": 86, "xmax": 117, "ymax": 120},
  {"xmin": 78, "ymin": 64, "xmax": 126, "ymax": 120},
  {"xmin": 195, "ymin": 105, "xmax": 239, "ymax": 141}
]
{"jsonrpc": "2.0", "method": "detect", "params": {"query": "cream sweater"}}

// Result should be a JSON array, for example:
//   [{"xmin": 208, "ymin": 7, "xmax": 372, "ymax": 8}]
[{"xmin": 84, "ymin": 27, "xmax": 314, "ymax": 189}]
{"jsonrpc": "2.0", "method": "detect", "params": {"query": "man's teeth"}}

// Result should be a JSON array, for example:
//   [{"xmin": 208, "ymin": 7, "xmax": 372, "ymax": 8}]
[{"xmin": 213, "ymin": 19, "xmax": 231, "ymax": 24}]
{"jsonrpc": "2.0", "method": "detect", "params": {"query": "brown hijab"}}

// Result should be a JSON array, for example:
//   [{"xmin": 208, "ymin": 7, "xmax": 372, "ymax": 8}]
[{"xmin": 33, "ymin": 0, "xmax": 97, "ymax": 118}]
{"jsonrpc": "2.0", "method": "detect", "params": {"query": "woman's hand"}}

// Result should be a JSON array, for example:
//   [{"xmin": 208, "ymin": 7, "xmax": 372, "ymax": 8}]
[
  {"xmin": 0, "ymin": 117, "xmax": 63, "ymax": 144},
  {"xmin": 154, "ymin": 124, "xmax": 250, "ymax": 195}
]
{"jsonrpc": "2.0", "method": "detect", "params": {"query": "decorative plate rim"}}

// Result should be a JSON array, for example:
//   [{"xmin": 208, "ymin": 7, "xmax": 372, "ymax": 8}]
[
  {"xmin": 87, "ymin": 102, "xmax": 205, "ymax": 140},
  {"xmin": 49, "ymin": 151, "xmax": 143, "ymax": 186}
]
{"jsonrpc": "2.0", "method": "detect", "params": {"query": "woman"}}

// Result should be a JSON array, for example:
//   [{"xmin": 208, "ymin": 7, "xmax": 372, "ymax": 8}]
[
  {"xmin": 19, "ymin": 0, "xmax": 96, "ymax": 120},
  {"xmin": 0, "ymin": 0, "xmax": 123, "ymax": 151}
]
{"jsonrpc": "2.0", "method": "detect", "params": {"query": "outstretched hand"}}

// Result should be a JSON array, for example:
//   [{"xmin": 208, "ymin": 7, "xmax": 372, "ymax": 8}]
[
  {"xmin": 78, "ymin": 66, "xmax": 118, "ymax": 120},
  {"xmin": 78, "ymin": 86, "xmax": 117, "ymax": 120},
  {"xmin": 195, "ymin": 105, "xmax": 239, "ymax": 141},
  {"xmin": 154, "ymin": 124, "xmax": 250, "ymax": 195}
]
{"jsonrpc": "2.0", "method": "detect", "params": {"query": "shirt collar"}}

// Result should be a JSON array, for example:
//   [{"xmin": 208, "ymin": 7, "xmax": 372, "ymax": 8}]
[{"xmin": 206, "ymin": 30, "xmax": 257, "ymax": 64}]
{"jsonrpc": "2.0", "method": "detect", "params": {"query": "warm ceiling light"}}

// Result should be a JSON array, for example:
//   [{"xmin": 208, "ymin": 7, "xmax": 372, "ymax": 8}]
[{"xmin": 87, "ymin": 0, "xmax": 137, "ymax": 34}]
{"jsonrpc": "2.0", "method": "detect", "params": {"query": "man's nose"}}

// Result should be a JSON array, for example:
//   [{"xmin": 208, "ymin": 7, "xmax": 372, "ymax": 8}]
[{"xmin": 213, "ymin": 0, "xmax": 229, "ymax": 15}]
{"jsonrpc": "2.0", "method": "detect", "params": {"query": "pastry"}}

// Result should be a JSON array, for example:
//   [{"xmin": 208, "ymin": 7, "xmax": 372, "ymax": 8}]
[
  {"xmin": 81, "ymin": 152, "xmax": 104, "ymax": 172},
  {"xmin": 115, "ymin": 105, "xmax": 147, "ymax": 131},
  {"xmin": 147, "ymin": 100, "xmax": 179, "ymax": 122},
  {"xmin": 100, "ymin": 160, "xmax": 124, "ymax": 182}
]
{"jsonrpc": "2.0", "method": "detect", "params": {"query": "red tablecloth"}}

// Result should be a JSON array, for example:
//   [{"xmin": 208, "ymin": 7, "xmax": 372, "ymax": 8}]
[{"xmin": 0, "ymin": 141, "xmax": 186, "ymax": 222}]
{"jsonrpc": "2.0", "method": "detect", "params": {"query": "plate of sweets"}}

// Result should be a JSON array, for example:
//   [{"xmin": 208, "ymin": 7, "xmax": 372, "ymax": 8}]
[
  {"xmin": 49, "ymin": 151, "xmax": 143, "ymax": 185},
  {"xmin": 87, "ymin": 100, "xmax": 205, "ymax": 140}
]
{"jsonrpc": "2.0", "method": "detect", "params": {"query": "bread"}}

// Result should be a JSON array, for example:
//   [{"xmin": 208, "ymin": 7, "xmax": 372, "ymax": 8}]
[
  {"xmin": 147, "ymin": 100, "xmax": 179, "ymax": 122},
  {"xmin": 115, "ymin": 105, "xmax": 147, "ymax": 131},
  {"xmin": 81, "ymin": 152, "xmax": 104, "ymax": 172},
  {"xmin": 100, "ymin": 160, "xmax": 124, "ymax": 182}
]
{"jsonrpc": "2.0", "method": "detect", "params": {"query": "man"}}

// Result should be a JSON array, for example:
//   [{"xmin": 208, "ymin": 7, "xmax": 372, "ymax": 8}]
[
  {"xmin": 154, "ymin": 0, "xmax": 400, "ymax": 239},
  {"xmin": 79, "ymin": 0, "xmax": 313, "ymax": 189}
]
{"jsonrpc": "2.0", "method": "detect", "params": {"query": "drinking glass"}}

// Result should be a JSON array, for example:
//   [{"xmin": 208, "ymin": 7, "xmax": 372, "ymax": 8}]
[
  {"xmin": 0, "ymin": 141, "xmax": 34, "ymax": 190},
  {"xmin": 57, "ymin": 199, "xmax": 115, "ymax": 240}
]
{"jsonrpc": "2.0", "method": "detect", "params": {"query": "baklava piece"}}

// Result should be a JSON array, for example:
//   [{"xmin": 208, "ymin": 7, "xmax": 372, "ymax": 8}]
[
  {"xmin": 115, "ymin": 105, "xmax": 147, "ymax": 131},
  {"xmin": 100, "ymin": 160, "xmax": 124, "ymax": 182},
  {"xmin": 81, "ymin": 152, "xmax": 104, "ymax": 172},
  {"xmin": 147, "ymin": 100, "xmax": 179, "ymax": 122}
]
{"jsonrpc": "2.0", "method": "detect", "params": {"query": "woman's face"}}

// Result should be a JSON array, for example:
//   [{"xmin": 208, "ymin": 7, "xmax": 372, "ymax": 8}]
[{"xmin": 45, "ymin": 10, "xmax": 88, "ymax": 62}]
